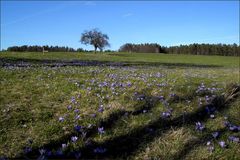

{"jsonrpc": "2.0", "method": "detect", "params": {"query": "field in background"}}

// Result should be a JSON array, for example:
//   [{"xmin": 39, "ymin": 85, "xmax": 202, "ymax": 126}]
[
  {"xmin": 0, "ymin": 52, "xmax": 239, "ymax": 159},
  {"xmin": 0, "ymin": 52, "xmax": 239, "ymax": 67}
]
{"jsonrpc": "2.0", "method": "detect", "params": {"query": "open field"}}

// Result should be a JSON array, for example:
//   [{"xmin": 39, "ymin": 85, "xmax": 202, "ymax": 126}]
[
  {"xmin": 0, "ymin": 52, "xmax": 239, "ymax": 68},
  {"xmin": 0, "ymin": 52, "xmax": 239, "ymax": 159}
]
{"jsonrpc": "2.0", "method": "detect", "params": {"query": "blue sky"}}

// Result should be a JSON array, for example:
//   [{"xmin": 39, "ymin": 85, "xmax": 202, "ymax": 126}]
[{"xmin": 1, "ymin": 1, "xmax": 239, "ymax": 50}]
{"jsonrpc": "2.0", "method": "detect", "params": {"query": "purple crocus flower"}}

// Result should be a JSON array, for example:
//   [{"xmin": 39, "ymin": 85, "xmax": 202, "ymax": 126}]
[
  {"xmin": 74, "ymin": 109, "xmax": 80, "ymax": 113},
  {"xmin": 218, "ymin": 141, "xmax": 227, "ymax": 148},
  {"xmin": 229, "ymin": 125, "xmax": 239, "ymax": 132},
  {"xmin": 71, "ymin": 97, "xmax": 76, "ymax": 103},
  {"xmin": 206, "ymin": 141, "xmax": 211, "ymax": 146},
  {"xmin": 93, "ymin": 147, "xmax": 107, "ymax": 153},
  {"xmin": 159, "ymin": 96, "xmax": 164, "ymax": 101},
  {"xmin": 212, "ymin": 132, "xmax": 220, "ymax": 139},
  {"xmin": 205, "ymin": 105, "xmax": 216, "ymax": 114},
  {"xmin": 24, "ymin": 147, "xmax": 32, "ymax": 154},
  {"xmin": 75, "ymin": 115, "xmax": 81, "ymax": 120},
  {"xmin": 71, "ymin": 136, "xmax": 78, "ymax": 142},
  {"xmin": 127, "ymin": 82, "xmax": 132, "ymax": 87},
  {"xmin": 39, "ymin": 148, "xmax": 46, "ymax": 155},
  {"xmin": 206, "ymin": 141, "xmax": 214, "ymax": 152},
  {"xmin": 195, "ymin": 122, "xmax": 205, "ymax": 131},
  {"xmin": 111, "ymin": 83, "xmax": 116, "ymax": 87},
  {"xmin": 228, "ymin": 136, "xmax": 239, "ymax": 143},
  {"xmin": 58, "ymin": 117, "xmax": 64, "ymax": 122},
  {"xmin": 210, "ymin": 114, "xmax": 215, "ymax": 119},
  {"xmin": 62, "ymin": 143, "xmax": 67, "ymax": 149},
  {"xmin": 67, "ymin": 105, "xmax": 72, "ymax": 110},
  {"xmin": 161, "ymin": 111, "xmax": 171, "ymax": 118},
  {"xmin": 98, "ymin": 127, "xmax": 105, "ymax": 134},
  {"xmin": 169, "ymin": 93, "xmax": 176, "ymax": 98},
  {"xmin": 74, "ymin": 125, "xmax": 82, "ymax": 132},
  {"xmin": 223, "ymin": 121, "xmax": 230, "ymax": 127},
  {"xmin": 98, "ymin": 105, "xmax": 104, "ymax": 113}
]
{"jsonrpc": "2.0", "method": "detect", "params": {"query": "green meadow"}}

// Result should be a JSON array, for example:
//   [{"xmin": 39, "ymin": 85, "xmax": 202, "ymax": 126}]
[
  {"xmin": 0, "ymin": 52, "xmax": 238, "ymax": 67},
  {"xmin": 0, "ymin": 52, "xmax": 239, "ymax": 159}
]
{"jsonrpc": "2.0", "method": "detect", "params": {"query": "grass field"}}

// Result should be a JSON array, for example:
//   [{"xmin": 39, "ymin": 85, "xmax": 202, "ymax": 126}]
[
  {"xmin": 0, "ymin": 52, "xmax": 239, "ymax": 159},
  {"xmin": 0, "ymin": 52, "xmax": 239, "ymax": 68}
]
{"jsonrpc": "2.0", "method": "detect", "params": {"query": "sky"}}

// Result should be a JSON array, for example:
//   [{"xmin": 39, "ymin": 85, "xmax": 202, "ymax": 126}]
[{"xmin": 0, "ymin": 1, "xmax": 239, "ymax": 50}]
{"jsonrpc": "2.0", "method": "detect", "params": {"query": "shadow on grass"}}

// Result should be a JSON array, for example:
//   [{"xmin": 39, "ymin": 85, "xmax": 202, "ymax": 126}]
[
  {"xmin": 170, "ymin": 128, "xmax": 227, "ymax": 160},
  {"xmin": 21, "ymin": 95, "xmax": 161, "ymax": 158},
  {"xmin": 0, "ymin": 57, "xmax": 222, "ymax": 68},
  {"xmin": 19, "ymin": 85, "xmax": 240, "ymax": 159},
  {"xmin": 76, "ymin": 92, "xmax": 238, "ymax": 159}
]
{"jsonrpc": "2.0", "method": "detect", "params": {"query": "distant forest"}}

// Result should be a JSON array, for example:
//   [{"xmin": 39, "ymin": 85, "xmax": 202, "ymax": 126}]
[
  {"xmin": 5, "ymin": 45, "xmax": 85, "ymax": 53},
  {"xmin": 4, "ymin": 43, "xmax": 240, "ymax": 56},
  {"xmin": 119, "ymin": 43, "xmax": 239, "ymax": 56}
]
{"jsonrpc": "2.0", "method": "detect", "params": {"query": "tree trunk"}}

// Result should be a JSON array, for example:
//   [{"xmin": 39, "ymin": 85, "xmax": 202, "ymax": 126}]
[{"xmin": 94, "ymin": 46, "xmax": 97, "ymax": 53}]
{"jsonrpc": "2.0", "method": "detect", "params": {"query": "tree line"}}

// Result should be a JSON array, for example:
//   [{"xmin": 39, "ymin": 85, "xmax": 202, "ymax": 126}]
[
  {"xmin": 5, "ymin": 43, "xmax": 239, "ymax": 56},
  {"xmin": 119, "ymin": 43, "xmax": 166, "ymax": 53},
  {"xmin": 6, "ymin": 45, "xmax": 86, "ymax": 52},
  {"xmin": 166, "ymin": 43, "xmax": 239, "ymax": 56},
  {"xmin": 5, "ymin": 28, "xmax": 239, "ymax": 56},
  {"xmin": 119, "ymin": 43, "xmax": 239, "ymax": 56}
]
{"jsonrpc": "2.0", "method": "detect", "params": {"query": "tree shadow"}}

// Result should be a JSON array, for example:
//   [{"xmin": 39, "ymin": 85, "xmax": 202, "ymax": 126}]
[
  {"xmin": 21, "ymin": 95, "xmax": 161, "ymax": 158},
  {"xmin": 75, "ymin": 95, "xmax": 234, "ymax": 159},
  {"xmin": 170, "ymin": 128, "xmax": 227, "ymax": 160},
  {"xmin": 83, "ymin": 84, "xmax": 239, "ymax": 158},
  {"xmin": 0, "ymin": 57, "xmax": 222, "ymax": 68},
  {"xmin": 18, "ymin": 84, "xmax": 240, "ymax": 159}
]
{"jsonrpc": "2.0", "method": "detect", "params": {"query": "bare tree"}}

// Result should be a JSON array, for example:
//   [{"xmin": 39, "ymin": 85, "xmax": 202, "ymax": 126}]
[{"xmin": 80, "ymin": 28, "xmax": 110, "ymax": 53}]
